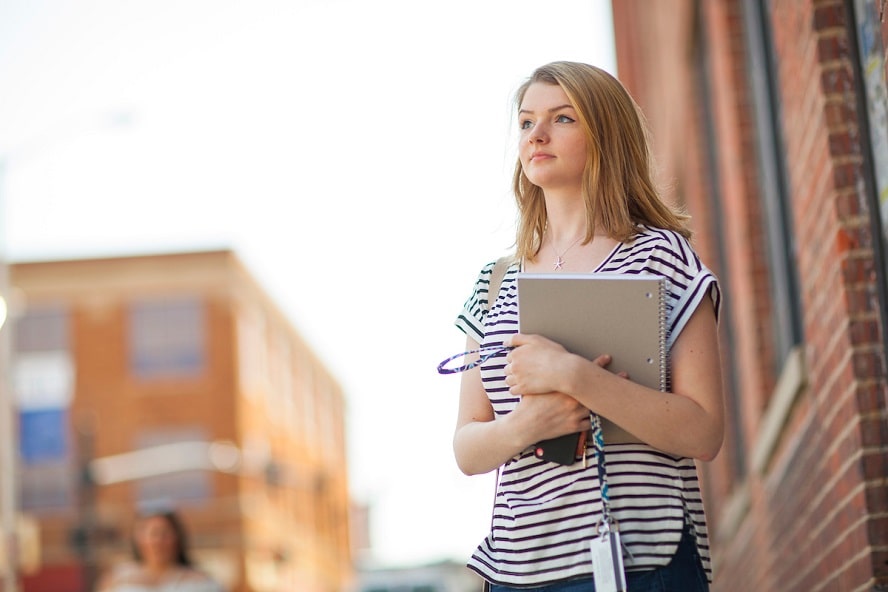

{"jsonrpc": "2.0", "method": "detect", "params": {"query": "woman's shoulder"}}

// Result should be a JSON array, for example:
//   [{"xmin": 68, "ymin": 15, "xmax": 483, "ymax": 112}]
[
  {"xmin": 97, "ymin": 562, "xmax": 141, "ymax": 589},
  {"xmin": 627, "ymin": 226, "xmax": 704, "ymax": 269},
  {"xmin": 176, "ymin": 572, "xmax": 223, "ymax": 591},
  {"xmin": 630, "ymin": 225, "xmax": 693, "ymax": 249},
  {"xmin": 478, "ymin": 254, "xmax": 518, "ymax": 274},
  {"xmin": 465, "ymin": 256, "xmax": 519, "ymax": 293}
]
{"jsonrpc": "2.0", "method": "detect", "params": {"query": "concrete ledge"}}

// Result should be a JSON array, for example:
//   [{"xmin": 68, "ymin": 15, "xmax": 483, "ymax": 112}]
[{"xmin": 751, "ymin": 346, "xmax": 808, "ymax": 474}]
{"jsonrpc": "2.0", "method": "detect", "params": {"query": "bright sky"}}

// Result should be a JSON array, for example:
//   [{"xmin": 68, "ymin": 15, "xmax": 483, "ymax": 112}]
[{"xmin": 0, "ymin": 0, "xmax": 616, "ymax": 568}]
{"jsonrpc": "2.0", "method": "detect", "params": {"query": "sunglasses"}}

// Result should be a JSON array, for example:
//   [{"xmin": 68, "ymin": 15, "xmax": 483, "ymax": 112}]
[{"xmin": 436, "ymin": 345, "xmax": 513, "ymax": 374}]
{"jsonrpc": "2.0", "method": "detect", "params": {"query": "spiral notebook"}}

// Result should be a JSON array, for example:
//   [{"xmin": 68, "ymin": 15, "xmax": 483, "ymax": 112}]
[{"xmin": 517, "ymin": 273, "xmax": 669, "ymax": 447}]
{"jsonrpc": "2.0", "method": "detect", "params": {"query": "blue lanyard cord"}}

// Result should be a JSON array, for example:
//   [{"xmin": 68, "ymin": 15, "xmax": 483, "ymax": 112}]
[
  {"xmin": 436, "ymin": 345, "xmax": 513, "ymax": 374},
  {"xmin": 593, "ymin": 415, "xmax": 635, "ymax": 564},
  {"xmin": 591, "ymin": 414, "xmax": 614, "ymax": 531}
]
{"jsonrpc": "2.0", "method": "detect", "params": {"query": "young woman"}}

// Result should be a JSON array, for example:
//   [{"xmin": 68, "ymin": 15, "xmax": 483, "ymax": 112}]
[
  {"xmin": 453, "ymin": 61, "xmax": 724, "ymax": 591},
  {"xmin": 97, "ymin": 511, "xmax": 223, "ymax": 592}
]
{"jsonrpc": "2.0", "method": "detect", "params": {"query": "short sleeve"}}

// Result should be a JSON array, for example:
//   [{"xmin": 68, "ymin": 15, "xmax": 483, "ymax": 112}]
[
  {"xmin": 454, "ymin": 260, "xmax": 497, "ymax": 344},
  {"xmin": 637, "ymin": 230, "xmax": 721, "ymax": 350},
  {"xmin": 627, "ymin": 228, "xmax": 721, "ymax": 349},
  {"xmin": 667, "ymin": 268, "xmax": 720, "ymax": 350}
]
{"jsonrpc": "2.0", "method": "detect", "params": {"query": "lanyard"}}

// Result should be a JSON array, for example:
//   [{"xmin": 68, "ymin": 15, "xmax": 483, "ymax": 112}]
[{"xmin": 590, "ymin": 413, "xmax": 615, "ymax": 533}]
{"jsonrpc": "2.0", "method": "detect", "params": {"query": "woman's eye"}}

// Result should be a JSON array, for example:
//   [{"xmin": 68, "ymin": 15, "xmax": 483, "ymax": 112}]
[
  {"xmin": 520, "ymin": 119, "xmax": 533, "ymax": 130},
  {"xmin": 556, "ymin": 114, "xmax": 575, "ymax": 123}
]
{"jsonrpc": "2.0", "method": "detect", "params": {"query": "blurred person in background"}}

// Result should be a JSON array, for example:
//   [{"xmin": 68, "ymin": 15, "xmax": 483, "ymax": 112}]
[{"xmin": 97, "ymin": 510, "xmax": 223, "ymax": 592}]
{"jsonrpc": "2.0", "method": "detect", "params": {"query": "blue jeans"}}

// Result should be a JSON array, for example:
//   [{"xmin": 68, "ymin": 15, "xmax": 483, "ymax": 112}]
[{"xmin": 489, "ymin": 527, "xmax": 709, "ymax": 592}]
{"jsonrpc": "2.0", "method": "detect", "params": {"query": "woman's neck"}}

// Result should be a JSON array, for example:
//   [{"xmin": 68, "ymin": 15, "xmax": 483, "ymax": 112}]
[{"xmin": 543, "ymin": 191, "xmax": 587, "ymax": 244}]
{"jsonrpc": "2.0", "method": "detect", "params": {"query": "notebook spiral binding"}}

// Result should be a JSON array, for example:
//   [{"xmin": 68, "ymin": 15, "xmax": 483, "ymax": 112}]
[{"xmin": 657, "ymin": 278, "xmax": 669, "ymax": 392}]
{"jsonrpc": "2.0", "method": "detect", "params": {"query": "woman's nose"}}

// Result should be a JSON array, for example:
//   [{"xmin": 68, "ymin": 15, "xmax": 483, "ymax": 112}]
[{"xmin": 528, "ymin": 123, "xmax": 547, "ymax": 143}]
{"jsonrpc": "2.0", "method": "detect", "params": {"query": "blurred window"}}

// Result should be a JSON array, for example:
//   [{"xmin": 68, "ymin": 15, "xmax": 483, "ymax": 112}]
[
  {"xmin": 236, "ymin": 305, "xmax": 269, "ymax": 397},
  {"xmin": 15, "ymin": 306, "xmax": 68, "ymax": 352},
  {"xmin": 19, "ymin": 461, "xmax": 76, "ymax": 512},
  {"xmin": 129, "ymin": 297, "xmax": 205, "ymax": 378},
  {"xmin": 19, "ymin": 408, "xmax": 68, "ymax": 463},
  {"xmin": 14, "ymin": 307, "xmax": 76, "ymax": 512},
  {"xmin": 15, "ymin": 350, "xmax": 75, "ymax": 410},
  {"xmin": 743, "ymin": 0, "xmax": 804, "ymax": 368}
]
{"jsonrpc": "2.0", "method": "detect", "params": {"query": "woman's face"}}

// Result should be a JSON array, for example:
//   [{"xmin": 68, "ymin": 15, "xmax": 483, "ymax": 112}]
[
  {"xmin": 134, "ymin": 515, "xmax": 179, "ymax": 565},
  {"xmin": 518, "ymin": 82, "xmax": 588, "ymax": 193}
]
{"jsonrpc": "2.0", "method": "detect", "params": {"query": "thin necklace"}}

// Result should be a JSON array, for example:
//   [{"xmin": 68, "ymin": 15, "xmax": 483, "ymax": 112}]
[{"xmin": 550, "ymin": 232, "xmax": 585, "ymax": 270}]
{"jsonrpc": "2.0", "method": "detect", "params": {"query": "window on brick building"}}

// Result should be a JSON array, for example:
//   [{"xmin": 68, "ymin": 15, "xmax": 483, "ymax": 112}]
[
  {"xmin": 13, "ymin": 306, "xmax": 76, "ymax": 512},
  {"xmin": 236, "ymin": 305, "xmax": 270, "ymax": 397},
  {"xmin": 129, "ymin": 297, "xmax": 205, "ymax": 379},
  {"xmin": 15, "ymin": 306, "xmax": 68, "ymax": 353},
  {"xmin": 743, "ymin": 0, "xmax": 804, "ymax": 368},
  {"xmin": 14, "ymin": 307, "xmax": 74, "ymax": 410}
]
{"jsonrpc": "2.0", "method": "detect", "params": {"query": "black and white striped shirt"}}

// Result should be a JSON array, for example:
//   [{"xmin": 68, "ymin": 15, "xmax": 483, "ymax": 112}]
[{"xmin": 455, "ymin": 226, "xmax": 720, "ymax": 587}]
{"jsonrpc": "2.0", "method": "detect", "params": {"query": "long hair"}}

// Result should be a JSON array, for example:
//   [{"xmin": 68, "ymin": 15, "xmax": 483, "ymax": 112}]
[
  {"xmin": 512, "ymin": 61, "xmax": 690, "ymax": 261},
  {"xmin": 131, "ymin": 510, "xmax": 193, "ymax": 567}
]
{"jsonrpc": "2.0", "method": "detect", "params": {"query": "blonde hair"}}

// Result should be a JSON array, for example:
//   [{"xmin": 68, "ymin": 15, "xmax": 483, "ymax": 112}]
[{"xmin": 512, "ymin": 61, "xmax": 690, "ymax": 261}]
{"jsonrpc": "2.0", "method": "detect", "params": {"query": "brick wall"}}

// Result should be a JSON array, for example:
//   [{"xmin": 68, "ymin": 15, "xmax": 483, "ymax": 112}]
[
  {"xmin": 612, "ymin": 0, "xmax": 888, "ymax": 590},
  {"xmin": 769, "ymin": 1, "xmax": 888, "ymax": 586}
]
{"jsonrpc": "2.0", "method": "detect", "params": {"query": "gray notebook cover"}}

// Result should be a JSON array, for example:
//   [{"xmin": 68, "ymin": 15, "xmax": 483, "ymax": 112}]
[{"xmin": 516, "ymin": 273, "xmax": 668, "ymax": 444}]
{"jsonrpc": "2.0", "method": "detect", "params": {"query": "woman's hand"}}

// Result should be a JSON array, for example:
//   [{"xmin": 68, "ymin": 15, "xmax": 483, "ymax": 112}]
[
  {"xmin": 504, "ymin": 333, "xmax": 615, "ymax": 396},
  {"xmin": 512, "ymin": 391, "xmax": 592, "ymax": 442},
  {"xmin": 503, "ymin": 333, "xmax": 567, "ymax": 395}
]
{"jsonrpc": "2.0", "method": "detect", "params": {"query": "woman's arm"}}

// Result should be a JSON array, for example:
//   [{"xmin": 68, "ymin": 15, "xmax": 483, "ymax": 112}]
[
  {"xmin": 452, "ymin": 336, "xmax": 592, "ymax": 475},
  {"xmin": 505, "ymin": 297, "xmax": 724, "ymax": 460}
]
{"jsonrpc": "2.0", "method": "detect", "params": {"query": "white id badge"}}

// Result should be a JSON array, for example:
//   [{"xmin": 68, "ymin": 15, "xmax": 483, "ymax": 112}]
[{"xmin": 590, "ymin": 530, "xmax": 627, "ymax": 592}]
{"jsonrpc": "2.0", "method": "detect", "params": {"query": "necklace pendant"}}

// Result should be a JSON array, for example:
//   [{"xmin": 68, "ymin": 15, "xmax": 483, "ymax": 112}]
[{"xmin": 553, "ymin": 256, "xmax": 565, "ymax": 270}]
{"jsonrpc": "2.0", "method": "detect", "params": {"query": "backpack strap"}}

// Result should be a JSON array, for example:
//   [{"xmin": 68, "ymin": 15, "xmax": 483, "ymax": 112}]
[
  {"xmin": 486, "ymin": 256, "xmax": 513, "ymax": 312},
  {"xmin": 482, "ymin": 255, "xmax": 513, "ymax": 592}
]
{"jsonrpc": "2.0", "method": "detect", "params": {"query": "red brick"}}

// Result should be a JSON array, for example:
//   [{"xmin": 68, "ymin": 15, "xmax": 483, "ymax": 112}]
[
  {"xmin": 828, "ymin": 130, "xmax": 861, "ymax": 157},
  {"xmin": 862, "ymin": 449, "xmax": 888, "ymax": 485},
  {"xmin": 818, "ymin": 33, "xmax": 849, "ymax": 62},
  {"xmin": 855, "ymin": 382, "xmax": 884, "ymax": 414},
  {"xmin": 821, "ymin": 63, "xmax": 856, "ymax": 94},
  {"xmin": 813, "ymin": 3, "xmax": 847, "ymax": 29},
  {"xmin": 833, "ymin": 163, "xmax": 860, "ymax": 190}
]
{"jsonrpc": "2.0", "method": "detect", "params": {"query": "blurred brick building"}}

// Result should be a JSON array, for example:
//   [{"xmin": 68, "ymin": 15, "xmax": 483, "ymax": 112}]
[
  {"xmin": 10, "ymin": 249, "xmax": 352, "ymax": 592},
  {"xmin": 611, "ymin": 0, "xmax": 888, "ymax": 590}
]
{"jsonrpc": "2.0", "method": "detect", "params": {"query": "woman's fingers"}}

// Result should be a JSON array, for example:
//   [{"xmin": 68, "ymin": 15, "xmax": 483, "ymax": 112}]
[{"xmin": 518, "ymin": 392, "xmax": 590, "ymax": 439}]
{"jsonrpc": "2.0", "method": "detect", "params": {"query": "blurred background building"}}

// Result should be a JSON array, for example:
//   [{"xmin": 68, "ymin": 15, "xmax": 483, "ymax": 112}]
[
  {"xmin": 8, "ymin": 249, "xmax": 352, "ymax": 592},
  {"xmin": 611, "ymin": 0, "xmax": 888, "ymax": 590}
]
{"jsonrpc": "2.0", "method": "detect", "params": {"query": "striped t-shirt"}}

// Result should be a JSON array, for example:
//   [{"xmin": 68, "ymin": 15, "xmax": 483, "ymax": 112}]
[{"xmin": 455, "ymin": 226, "xmax": 720, "ymax": 587}]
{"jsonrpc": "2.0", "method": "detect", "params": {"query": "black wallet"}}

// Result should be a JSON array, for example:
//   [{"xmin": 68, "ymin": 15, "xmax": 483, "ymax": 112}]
[{"xmin": 533, "ymin": 432, "xmax": 583, "ymax": 465}]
